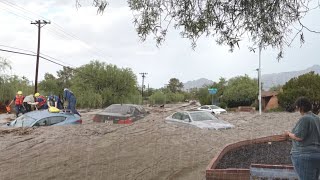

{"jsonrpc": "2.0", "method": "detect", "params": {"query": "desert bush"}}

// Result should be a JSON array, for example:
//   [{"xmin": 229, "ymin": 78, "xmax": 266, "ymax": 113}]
[
  {"xmin": 278, "ymin": 72, "xmax": 320, "ymax": 114},
  {"xmin": 149, "ymin": 91, "xmax": 166, "ymax": 105},
  {"xmin": 166, "ymin": 92, "xmax": 185, "ymax": 103}
]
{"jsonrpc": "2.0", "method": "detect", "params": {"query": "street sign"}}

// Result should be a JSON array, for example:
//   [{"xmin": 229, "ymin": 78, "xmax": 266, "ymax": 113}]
[{"xmin": 208, "ymin": 88, "xmax": 217, "ymax": 94}]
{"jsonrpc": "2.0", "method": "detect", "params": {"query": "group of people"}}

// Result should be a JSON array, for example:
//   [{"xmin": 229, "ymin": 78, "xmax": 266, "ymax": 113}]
[{"xmin": 8, "ymin": 88, "xmax": 80, "ymax": 117}]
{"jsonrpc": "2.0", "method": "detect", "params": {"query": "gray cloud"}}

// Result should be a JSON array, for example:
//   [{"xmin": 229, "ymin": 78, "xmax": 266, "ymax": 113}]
[{"xmin": 1, "ymin": 0, "xmax": 320, "ymax": 88}]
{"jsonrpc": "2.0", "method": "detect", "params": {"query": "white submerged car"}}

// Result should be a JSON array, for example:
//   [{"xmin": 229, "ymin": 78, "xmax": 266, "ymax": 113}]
[
  {"xmin": 165, "ymin": 110, "xmax": 234, "ymax": 130},
  {"xmin": 197, "ymin": 105, "xmax": 227, "ymax": 114}
]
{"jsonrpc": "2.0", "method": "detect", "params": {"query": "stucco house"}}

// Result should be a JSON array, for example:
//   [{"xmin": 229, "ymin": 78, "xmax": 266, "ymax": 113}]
[{"xmin": 262, "ymin": 91, "xmax": 279, "ymax": 111}]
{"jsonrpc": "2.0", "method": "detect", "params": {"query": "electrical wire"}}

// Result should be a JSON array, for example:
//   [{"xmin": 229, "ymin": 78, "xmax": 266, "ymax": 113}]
[
  {"xmin": 0, "ymin": 44, "xmax": 36, "ymax": 54},
  {"xmin": 0, "ymin": 0, "xmax": 112, "ymax": 60},
  {"xmin": 0, "ymin": 47, "xmax": 107, "ymax": 85},
  {"xmin": 0, "ymin": 48, "xmax": 36, "ymax": 57},
  {"xmin": 0, "ymin": 44, "xmax": 75, "ymax": 68}
]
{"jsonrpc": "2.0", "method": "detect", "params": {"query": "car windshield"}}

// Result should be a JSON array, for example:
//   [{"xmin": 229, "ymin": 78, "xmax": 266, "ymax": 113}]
[
  {"xmin": 209, "ymin": 105, "xmax": 220, "ymax": 109},
  {"xmin": 104, "ymin": 105, "xmax": 135, "ymax": 114},
  {"xmin": 13, "ymin": 114, "xmax": 37, "ymax": 127},
  {"xmin": 189, "ymin": 112, "xmax": 218, "ymax": 121}
]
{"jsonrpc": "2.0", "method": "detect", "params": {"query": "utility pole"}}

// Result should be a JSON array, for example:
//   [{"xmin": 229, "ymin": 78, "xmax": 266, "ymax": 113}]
[
  {"xmin": 31, "ymin": 20, "xmax": 50, "ymax": 94},
  {"xmin": 139, "ymin": 72, "xmax": 148, "ymax": 102},
  {"xmin": 258, "ymin": 44, "xmax": 262, "ymax": 115}
]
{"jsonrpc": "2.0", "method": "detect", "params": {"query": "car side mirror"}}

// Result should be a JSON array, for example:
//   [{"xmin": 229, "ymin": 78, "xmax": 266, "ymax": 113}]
[{"xmin": 6, "ymin": 122, "xmax": 10, "ymax": 126}]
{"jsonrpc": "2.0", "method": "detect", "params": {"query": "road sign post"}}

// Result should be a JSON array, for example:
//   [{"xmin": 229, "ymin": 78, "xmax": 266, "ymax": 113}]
[{"xmin": 208, "ymin": 88, "xmax": 218, "ymax": 105}]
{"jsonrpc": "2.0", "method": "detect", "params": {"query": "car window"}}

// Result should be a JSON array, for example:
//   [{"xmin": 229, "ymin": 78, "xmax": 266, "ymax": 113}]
[
  {"xmin": 190, "ymin": 112, "xmax": 218, "ymax": 121},
  {"xmin": 48, "ymin": 116, "xmax": 67, "ymax": 125},
  {"xmin": 133, "ymin": 108, "xmax": 140, "ymax": 116},
  {"xmin": 200, "ymin": 106, "xmax": 209, "ymax": 109},
  {"xmin": 136, "ymin": 106, "xmax": 146, "ymax": 114},
  {"xmin": 172, "ymin": 112, "xmax": 182, "ymax": 120},
  {"xmin": 34, "ymin": 118, "xmax": 49, "ymax": 126},
  {"xmin": 13, "ymin": 115, "xmax": 37, "ymax": 127},
  {"xmin": 105, "ymin": 105, "xmax": 134, "ymax": 114},
  {"xmin": 209, "ymin": 105, "xmax": 220, "ymax": 109},
  {"xmin": 182, "ymin": 113, "xmax": 190, "ymax": 121}
]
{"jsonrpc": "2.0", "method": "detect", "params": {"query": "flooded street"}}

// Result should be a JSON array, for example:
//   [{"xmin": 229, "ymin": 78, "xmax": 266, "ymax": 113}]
[{"xmin": 0, "ymin": 104, "xmax": 299, "ymax": 180}]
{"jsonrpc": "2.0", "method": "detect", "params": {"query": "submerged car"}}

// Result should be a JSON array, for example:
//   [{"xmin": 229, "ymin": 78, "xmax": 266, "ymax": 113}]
[
  {"xmin": 165, "ymin": 110, "xmax": 234, "ymax": 130},
  {"xmin": 93, "ymin": 104, "xmax": 148, "ymax": 124},
  {"xmin": 197, "ymin": 105, "xmax": 227, "ymax": 114},
  {"xmin": 6, "ymin": 110, "xmax": 82, "ymax": 127}
]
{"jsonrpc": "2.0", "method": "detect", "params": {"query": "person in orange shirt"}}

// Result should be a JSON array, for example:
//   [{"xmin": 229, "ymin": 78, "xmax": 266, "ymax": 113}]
[
  {"xmin": 8, "ymin": 91, "xmax": 25, "ymax": 117},
  {"xmin": 34, "ymin": 93, "xmax": 48, "ymax": 110}
]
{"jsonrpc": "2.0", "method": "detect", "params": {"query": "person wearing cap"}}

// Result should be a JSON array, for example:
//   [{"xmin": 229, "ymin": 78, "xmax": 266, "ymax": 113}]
[
  {"xmin": 8, "ymin": 91, "xmax": 25, "ymax": 117},
  {"xmin": 23, "ymin": 94, "xmax": 35, "ymax": 112},
  {"xmin": 47, "ymin": 94, "xmax": 63, "ymax": 109},
  {"xmin": 63, "ymin": 88, "xmax": 80, "ymax": 116},
  {"xmin": 34, "ymin": 93, "xmax": 48, "ymax": 110}
]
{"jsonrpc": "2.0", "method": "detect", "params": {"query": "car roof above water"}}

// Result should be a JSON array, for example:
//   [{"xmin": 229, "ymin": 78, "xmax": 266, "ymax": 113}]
[
  {"xmin": 22, "ymin": 110, "xmax": 72, "ymax": 119},
  {"xmin": 105, "ymin": 104, "xmax": 145, "ymax": 112},
  {"xmin": 181, "ymin": 110, "xmax": 205, "ymax": 113}
]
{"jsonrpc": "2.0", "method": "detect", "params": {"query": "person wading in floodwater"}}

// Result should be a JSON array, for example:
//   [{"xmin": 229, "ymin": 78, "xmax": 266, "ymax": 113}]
[
  {"xmin": 63, "ymin": 88, "xmax": 81, "ymax": 116},
  {"xmin": 8, "ymin": 91, "xmax": 25, "ymax": 117}
]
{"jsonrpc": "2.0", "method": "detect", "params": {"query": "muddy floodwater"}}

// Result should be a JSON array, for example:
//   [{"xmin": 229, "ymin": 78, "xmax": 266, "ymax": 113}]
[{"xmin": 0, "ymin": 104, "xmax": 299, "ymax": 180}]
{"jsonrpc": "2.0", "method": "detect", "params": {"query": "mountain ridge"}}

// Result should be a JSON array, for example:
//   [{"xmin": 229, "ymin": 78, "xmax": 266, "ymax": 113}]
[{"xmin": 182, "ymin": 65, "xmax": 320, "ymax": 90}]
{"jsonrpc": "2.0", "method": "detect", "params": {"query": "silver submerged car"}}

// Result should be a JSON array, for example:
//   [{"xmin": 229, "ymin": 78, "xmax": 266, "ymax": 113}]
[
  {"xmin": 6, "ymin": 110, "xmax": 82, "ymax": 127},
  {"xmin": 93, "ymin": 104, "xmax": 148, "ymax": 124},
  {"xmin": 165, "ymin": 110, "xmax": 234, "ymax": 130}
]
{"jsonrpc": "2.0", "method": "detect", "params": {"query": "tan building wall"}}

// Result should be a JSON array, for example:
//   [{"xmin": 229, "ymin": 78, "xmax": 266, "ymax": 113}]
[{"xmin": 264, "ymin": 96, "xmax": 279, "ymax": 111}]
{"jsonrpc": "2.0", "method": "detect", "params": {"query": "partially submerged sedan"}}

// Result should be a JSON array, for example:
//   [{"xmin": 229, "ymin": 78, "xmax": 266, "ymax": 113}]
[
  {"xmin": 93, "ymin": 104, "xmax": 148, "ymax": 124},
  {"xmin": 165, "ymin": 110, "xmax": 234, "ymax": 130},
  {"xmin": 6, "ymin": 110, "xmax": 82, "ymax": 127}
]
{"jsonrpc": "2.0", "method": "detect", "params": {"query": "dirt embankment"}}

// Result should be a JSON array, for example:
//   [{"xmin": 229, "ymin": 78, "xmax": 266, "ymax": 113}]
[{"xmin": 0, "ymin": 104, "xmax": 299, "ymax": 180}]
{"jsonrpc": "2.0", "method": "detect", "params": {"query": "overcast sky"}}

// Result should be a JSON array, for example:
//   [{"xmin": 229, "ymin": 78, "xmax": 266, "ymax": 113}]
[{"xmin": 0, "ymin": 0, "xmax": 319, "ymax": 88}]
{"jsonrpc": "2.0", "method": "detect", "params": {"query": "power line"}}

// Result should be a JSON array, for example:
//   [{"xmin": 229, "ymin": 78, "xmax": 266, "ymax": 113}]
[
  {"xmin": 39, "ymin": 53, "xmax": 77, "ymax": 69},
  {"xmin": 0, "ymin": 47, "xmax": 108, "ymax": 87},
  {"xmin": 0, "ymin": 44, "xmax": 36, "ymax": 54},
  {"xmin": 0, "ymin": 44, "xmax": 76, "ymax": 69},
  {"xmin": 0, "ymin": 0, "xmax": 112, "ymax": 60},
  {"xmin": 0, "ymin": 47, "xmax": 72, "ymax": 69},
  {"xmin": 0, "ymin": 48, "xmax": 36, "ymax": 57},
  {"xmin": 0, "ymin": 4, "xmax": 33, "ymax": 21}
]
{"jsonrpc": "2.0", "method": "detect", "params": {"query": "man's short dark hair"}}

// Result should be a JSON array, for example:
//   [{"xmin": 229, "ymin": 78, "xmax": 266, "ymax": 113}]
[{"xmin": 295, "ymin": 96, "xmax": 312, "ymax": 112}]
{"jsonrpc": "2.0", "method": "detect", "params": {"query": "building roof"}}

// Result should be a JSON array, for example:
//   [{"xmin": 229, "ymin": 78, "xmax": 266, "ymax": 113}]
[{"xmin": 262, "ymin": 91, "xmax": 279, "ymax": 98}]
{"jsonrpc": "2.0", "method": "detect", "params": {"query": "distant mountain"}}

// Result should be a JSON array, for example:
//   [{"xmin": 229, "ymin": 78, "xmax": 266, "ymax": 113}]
[
  {"xmin": 262, "ymin": 65, "xmax": 320, "ymax": 90},
  {"xmin": 183, "ymin": 78, "xmax": 214, "ymax": 90}
]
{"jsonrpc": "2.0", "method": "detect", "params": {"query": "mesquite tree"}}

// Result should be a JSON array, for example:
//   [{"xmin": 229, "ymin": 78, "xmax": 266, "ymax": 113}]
[
  {"xmin": 78, "ymin": 0, "xmax": 320, "ymax": 59},
  {"xmin": 278, "ymin": 72, "xmax": 320, "ymax": 114}
]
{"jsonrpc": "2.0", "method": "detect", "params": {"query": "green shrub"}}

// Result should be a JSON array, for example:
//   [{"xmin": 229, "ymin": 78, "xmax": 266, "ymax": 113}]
[
  {"xmin": 219, "ymin": 102, "xmax": 227, "ymax": 109},
  {"xmin": 166, "ymin": 92, "xmax": 185, "ymax": 103},
  {"xmin": 149, "ymin": 91, "xmax": 166, "ymax": 105}
]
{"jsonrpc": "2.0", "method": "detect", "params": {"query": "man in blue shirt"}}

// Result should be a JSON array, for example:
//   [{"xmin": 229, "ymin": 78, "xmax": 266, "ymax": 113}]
[
  {"xmin": 47, "ymin": 94, "xmax": 63, "ymax": 109},
  {"xmin": 63, "ymin": 88, "xmax": 80, "ymax": 116}
]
